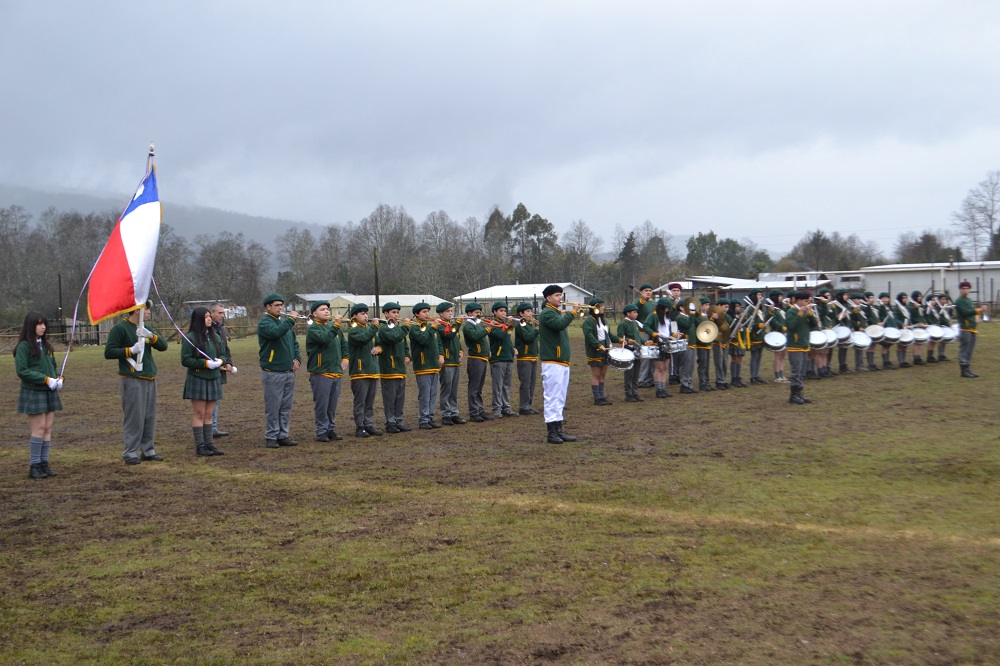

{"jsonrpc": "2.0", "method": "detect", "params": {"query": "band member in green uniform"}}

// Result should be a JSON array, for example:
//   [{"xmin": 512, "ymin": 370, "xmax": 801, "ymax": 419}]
[
  {"xmin": 257, "ymin": 294, "xmax": 300, "ymax": 448},
  {"xmin": 347, "ymin": 303, "xmax": 383, "ymax": 437},
  {"xmin": 306, "ymin": 300, "xmax": 346, "ymax": 441},
  {"xmin": 785, "ymin": 291, "xmax": 816, "ymax": 404},
  {"xmin": 892, "ymin": 292, "xmax": 912, "ymax": 367},
  {"xmin": 539, "ymin": 285, "xmax": 578, "ymax": 444},
  {"xmin": 462, "ymin": 302, "xmax": 492, "ymax": 422},
  {"xmin": 437, "ymin": 302, "xmax": 466, "ymax": 425},
  {"xmin": 765, "ymin": 290, "xmax": 788, "ymax": 382},
  {"xmin": 514, "ymin": 302, "xmax": 540, "ymax": 415},
  {"xmin": 377, "ymin": 302, "xmax": 411, "ymax": 433},
  {"xmin": 583, "ymin": 297, "xmax": 619, "ymax": 405},
  {"xmin": 488, "ymin": 302, "xmax": 517, "ymax": 418},
  {"xmin": 955, "ymin": 280, "xmax": 980, "ymax": 377},
  {"xmin": 182, "ymin": 307, "xmax": 225, "ymax": 457},
  {"xmin": 618, "ymin": 304, "xmax": 644, "ymax": 402},
  {"xmin": 646, "ymin": 296, "xmax": 675, "ymax": 398},
  {"xmin": 634, "ymin": 283, "xmax": 656, "ymax": 388},
  {"xmin": 908, "ymin": 290, "xmax": 929, "ymax": 365},
  {"xmin": 15, "ymin": 312, "xmax": 63, "ymax": 479},
  {"xmin": 728, "ymin": 298, "xmax": 748, "ymax": 387},
  {"xmin": 410, "ymin": 302, "xmax": 444, "ymax": 429},
  {"xmin": 747, "ymin": 289, "xmax": 768, "ymax": 384}
]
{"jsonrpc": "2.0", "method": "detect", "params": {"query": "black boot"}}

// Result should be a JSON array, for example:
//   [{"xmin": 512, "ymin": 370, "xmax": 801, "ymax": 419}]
[
  {"xmin": 546, "ymin": 422, "xmax": 563, "ymax": 444},
  {"xmin": 29, "ymin": 463, "xmax": 47, "ymax": 479},
  {"xmin": 789, "ymin": 386, "xmax": 805, "ymax": 405},
  {"xmin": 195, "ymin": 427, "xmax": 214, "ymax": 456},
  {"xmin": 40, "ymin": 461, "xmax": 57, "ymax": 477},
  {"xmin": 961, "ymin": 365, "xmax": 979, "ymax": 378},
  {"xmin": 927, "ymin": 353, "xmax": 937, "ymax": 363},
  {"xmin": 556, "ymin": 421, "xmax": 577, "ymax": 442},
  {"xmin": 204, "ymin": 425, "xmax": 224, "ymax": 455},
  {"xmin": 798, "ymin": 387, "xmax": 813, "ymax": 404}
]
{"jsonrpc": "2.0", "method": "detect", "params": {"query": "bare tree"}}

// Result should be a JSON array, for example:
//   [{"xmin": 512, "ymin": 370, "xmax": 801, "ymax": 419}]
[{"xmin": 952, "ymin": 171, "xmax": 1000, "ymax": 260}]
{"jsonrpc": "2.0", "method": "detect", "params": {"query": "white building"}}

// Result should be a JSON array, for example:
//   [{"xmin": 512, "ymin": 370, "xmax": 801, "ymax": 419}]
[
  {"xmin": 293, "ymin": 293, "xmax": 448, "ymax": 316},
  {"xmin": 455, "ymin": 283, "xmax": 593, "ymax": 309}
]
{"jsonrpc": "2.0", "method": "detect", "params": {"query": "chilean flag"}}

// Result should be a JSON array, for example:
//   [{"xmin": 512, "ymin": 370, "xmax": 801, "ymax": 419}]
[{"xmin": 87, "ymin": 165, "xmax": 162, "ymax": 324}]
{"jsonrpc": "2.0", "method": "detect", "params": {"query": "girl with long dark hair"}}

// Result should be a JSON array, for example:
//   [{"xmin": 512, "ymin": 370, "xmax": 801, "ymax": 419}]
[
  {"xmin": 181, "ymin": 306, "xmax": 225, "ymax": 456},
  {"xmin": 14, "ymin": 312, "xmax": 63, "ymax": 478}
]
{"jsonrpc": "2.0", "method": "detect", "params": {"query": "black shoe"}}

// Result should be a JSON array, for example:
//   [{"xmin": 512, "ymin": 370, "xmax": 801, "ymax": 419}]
[
  {"xmin": 470, "ymin": 414, "xmax": 485, "ymax": 423},
  {"xmin": 396, "ymin": 423, "xmax": 412, "ymax": 432},
  {"xmin": 441, "ymin": 417, "xmax": 455, "ymax": 425},
  {"xmin": 913, "ymin": 358, "xmax": 925, "ymax": 366},
  {"xmin": 700, "ymin": 385, "xmax": 716, "ymax": 392},
  {"xmin": 208, "ymin": 444, "xmax": 225, "ymax": 456},
  {"xmin": 385, "ymin": 424, "xmax": 401, "ymax": 434},
  {"xmin": 715, "ymin": 383, "xmax": 728, "ymax": 390},
  {"xmin": 927, "ymin": 355, "xmax": 937, "ymax": 363},
  {"xmin": 277, "ymin": 438, "xmax": 298, "ymax": 447},
  {"xmin": 668, "ymin": 377, "xmax": 680, "ymax": 385},
  {"xmin": 124, "ymin": 456, "xmax": 142, "ymax": 465},
  {"xmin": 731, "ymin": 379, "xmax": 746, "ymax": 388},
  {"xmin": 868, "ymin": 365, "xmax": 880, "ymax": 371},
  {"xmin": 430, "ymin": 421, "xmax": 443, "ymax": 428},
  {"xmin": 40, "ymin": 461, "xmax": 57, "ymax": 476},
  {"xmin": 655, "ymin": 389, "xmax": 669, "ymax": 398},
  {"xmin": 789, "ymin": 387, "xmax": 805, "ymax": 405},
  {"xmin": 364, "ymin": 426, "xmax": 383, "ymax": 436},
  {"xmin": 529, "ymin": 408, "xmax": 541, "ymax": 415},
  {"xmin": 519, "ymin": 409, "xmax": 534, "ymax": 416},
  {"xmin": 316, "ymin": 433, "xmax": 331, "ymax": 442},
  {"xmin": 556, "ymin": 421, "xmax": 577, "ymax": 442},
  {"xmin": 265, "ymin": 439, "xmax": 280, "ymax": 448},
  {"xmin": 451, "ymin": 417, "xmax": 467, "ymax": 425},
  {"xmin": 637, "ymin": 382, "xmax": 655, "ymax": 389},
  {"xmin": 502, "ymin": 409, "xmax": 518, "ymax": 417},
  {"xmin": 625, "ymin": 396, "xmax": 639, "ymax": 402},
  {"xmin": 213, "ymin": 430, "xmax": 230, "ymax": 437},
  {"xmin": 492, "ymin": 412, "xmax": 504, "ymax": 419},
  {"xmin": 140, "ymin": 454, "xmax": 164, "ymax": 461},
  {"xmin": 196, "ymin": 445, "xmax": 215, "ymax": 456},
  {"xmin": 419, "ymin": 423, "xmax": 433, "ymax": 430},
  {"xmin": 961, "ymin": 368, "xmax": 979, "ymax": 378},
  {"xmin": 598, "ymin": 397, "xmax": 613, "ymax": 405},
  {"xmin": 29, "ymin": 464, "xmax": 47, "ymax": 479},
  {"xmin": 680, "ymin": 386, "xmax": 697, "ymax": 394},
  {"xmin": 546, "ymin": 422, "xmax": 563, "ymax": 444},
  {"xmin": 327, "ymin": 430, "xmax": 343, "ymax": 441},
  {"xmin": 480, "ymin": 413, "xmax": 494, "ymax": 421},
  {"xmin": 899, "ymin": 361, "xmax": 911, "ymax": 368},
  {"xmin": 355, "ymin": 428, "xmax": 369, "ymax": 438},
  {"xmin": 938, "ymin": 355, "xmax": 949, "ymax": 361}
]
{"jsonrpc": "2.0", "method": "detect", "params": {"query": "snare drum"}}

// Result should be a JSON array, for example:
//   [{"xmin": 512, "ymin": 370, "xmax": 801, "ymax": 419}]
[
  {"xmin": 607, "ymin": 347, "xmax": 635, "ymax": 370},
  {"xmin": 667, "ymin": 337, "xmax": 689, "ymax": 353},
  {"xmin": 833, "ymin": 325, "xmax": 853, "ymax": 348},
  {"xmin": 809, "ymin": 330, "xmax": 827, "ymax": 350},
  {"xmin": 864, "ymin": 324, "xmax": 885, "ymax": 343},
  {"xmin": 925, "ymin": 324, "xmax": 944, "ymax": 341},
  {"xmin": 912, "ymin": 328, "xmax": 930, "ymax": 344},
  {"xmin": 883, "ymin": 327, "xmax": 901, "ymax": 344},
  {"xmin": 941, "ymin": 326, "xmax": 957, "ymax": 342},
  {"xmin": 763, "ymin": 331, "xmax": 787, "ymax": 352},
  {"xmin": 638, "ymin": 345, "xmax": 660, "ymax": 360},
  {"xmin": 898, "ymin": 329, "xmax": 915, "ymax": 346},
  {"xmin": 851, "ymin": 331, "xmax": 872, "ymax": 349},
  {"xmin": 823, "ymin": 329, "xmax": 838, "ymax": 349}
]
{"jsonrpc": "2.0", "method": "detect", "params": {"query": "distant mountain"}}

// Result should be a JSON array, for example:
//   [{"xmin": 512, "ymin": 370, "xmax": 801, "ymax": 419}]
[{"xmin": 0, "ymin": 183, "xmax": 326, "ymax": 246}]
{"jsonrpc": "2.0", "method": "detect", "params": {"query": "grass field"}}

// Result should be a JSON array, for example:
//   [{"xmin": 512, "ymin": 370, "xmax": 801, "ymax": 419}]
[{"xmin": 1, "ymin": 324, "xmax": 998, "ymax": 664}]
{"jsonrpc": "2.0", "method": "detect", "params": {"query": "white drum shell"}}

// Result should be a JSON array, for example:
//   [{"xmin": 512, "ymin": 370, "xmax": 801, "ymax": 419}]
[
  {"xmin": 898, "ymin": 329, "xmax": 915, "ymax": 346},
  {"xmin": 607, "ymin": 347, "xmax": 635, "ymax": 370},
  {"xmin": 912, "ymin": 328, "xmax": 930, "ymax": 344},
  {"xmin": 823, "ymin": 329, "xmax": 838, "ymax": 349},
  {"xmin": 926, "ymin": 325, "xmax": 944, "ymax": 341},
  {"xmin": 852, "ymin": 331, "xmax": 872, "ymax": 349},
  {"xmin": 764, "ymin": 331, "xmax": 787, "ymax": 352},
  {"xmin": 941, "ymin": 327, "xmax": 957, "ymax": 342},
  {"xmin": 809, "ymin": 330, "xmax": 827, "ymax": 350},
  {"xmin": 834, "ymin": 325, "xmax": 853, "ymax": 347},
  {"xmin": 883, "ymin": 327, "xmax": 901, "ymax": 343},
  {"xmin": 864, "ymin": 324, "xmax": 885, "ymax": 343}
]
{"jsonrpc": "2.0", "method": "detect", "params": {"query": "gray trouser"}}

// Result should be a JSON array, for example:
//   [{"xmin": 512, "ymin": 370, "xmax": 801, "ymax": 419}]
[
  {"xmin": 309, "ymin": 373, "xmax": 341, "ymax": 436},
  {"xmin": 490, "ymin": 361, "xmax": 513, "ymax": 414},
  {"xmin": 959, "ymin": 330, "xmax": 976, "ymax": 366},
  {"xmin": 120, "ymin": 377, "xmax": 157, "ymax": 459},
  {"xmin": 624, "ymin": 365, "xmax": 638, "ymax": 398},
  {"xmin": 697, "ymin": 347, "xmax": 711, "ymax": 386},
  {"xmin": 750, "ymin": 346, "xmax": 763, "ymax": 379},
  {"xmin": 638, "ymin": 357, "xmax": 654, "ymax": 385},
  {"xmin": 439, "ymin": 365, "xmax": 461, "ymax": 418},
  {"xmin": 351, "ymin": 378, "xmax": 378, "ymax": 429},
  {"xmin": 670, "ymin": 351, "xmax": 682, "ymax": 382},
  {"xmin": 517, "ymin": 360, "xmax": 537, "ymax": 411},
  {"xmin": 262, "ymin": 370, "xmax": 296, "ymax": 440},
  {"xmin": 467, "ymin": 358, "xmax": 488, "ymax": 416},
  {"xmin": 417, "ymin": 373, "xmax": 439, "ymax": 424},
  {"xmin": 679, "ymin": 349, "xmax": 695, "ymax": 389},
  {"xmin": 854, "ymin": 347, "xmax": 865, "ymax": 369},
  {"xmin": 381, "ymin": 378, "xmax": 405, "ymax": 426},
  {"xmin": 789, "ymin": 351, "xmax": 807, "ymax": 389},
  {"xmin": 713, "ymin": 345, "xmax": 728, "ymax": 385}
]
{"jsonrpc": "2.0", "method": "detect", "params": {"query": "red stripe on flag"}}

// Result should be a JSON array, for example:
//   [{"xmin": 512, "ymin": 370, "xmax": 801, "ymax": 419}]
[{"xmin": 87, "ymin": 225, "xmax": 138, "ymax": 324}]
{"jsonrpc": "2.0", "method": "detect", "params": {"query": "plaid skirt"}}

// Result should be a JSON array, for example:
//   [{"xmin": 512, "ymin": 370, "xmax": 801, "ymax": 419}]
[
  {"xmin": 18, "ymin": 387, "xmax": 63, "ymax": 415},
  {"xmin": 729, "ymin": 344, "xmax": 747, "ymax": 357},
  {"xmin": 183, "ymin": 374, "xmax": 223, "ymax": 401}
]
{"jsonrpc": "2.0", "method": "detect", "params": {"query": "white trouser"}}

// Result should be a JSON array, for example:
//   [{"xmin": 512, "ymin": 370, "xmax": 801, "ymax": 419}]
[{"xmin": 541, "ymin": 362, "xmax": 570, "ymax": 423}]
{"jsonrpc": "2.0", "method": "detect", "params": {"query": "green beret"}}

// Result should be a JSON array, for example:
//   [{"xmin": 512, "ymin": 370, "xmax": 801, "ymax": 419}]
[
  {"xmin": 698, "ymin": 297, "xmax": 710, "ymax": 304},
  {"xmin": 768, "ymin": 289, "xmax": 782, "ymax": 297},
  {"xmin": 748, "ymin": 288, "xmax": 762, "ymax": 296},
  {"xmin": 818, "ymin": 288, "xmax": 831, "ymax": 296},
  {"xmin": 588, "ymin": 297, "xmax": 605, "ymax": 306},
  {"xmin": 835, "ymin": 289, "xmax": 847, "ymax": 296},
  {"xmin": 310, "ymin": 300, "xmax": 330, "ymax": 313},
  {"xmin": 639, "ymin": 283, "xmax": 653, "ymax": 291},
  {"xmin": 850, "ymin": 292, "xmax": 864, "ymax": 300},
  {"xmin": 263, "ymin": 293, "xmax": 284, "ymax": 306},
  {"xmin": 911, "ymin": 290, "xmax": 922, "ymax": 299},
  {"xmin": 879, "ymin": 292, "xmax": 890, "ymax": 299},
  {"xmin": 622, "ymin": 304, "xmax": 638, "ymax": 314},
  {"xmin": 897, "ymin": 292, "xmax": 908, "ymax": 300},
  {"xmin": 491, "ymin": 301, "xmax": 507, "ymax": 312},
  {"xmin": 465, "ymin": 302, "xmax": 483, "ymax": 313},
  {"xmin": 515, "ymin": 302, "xmax": 533, "ymax": 313},
  {"xmin": 657, "ymin": 296, "xmax": 673, "ymax": 307},
  {"xmin": 864, "ymin": 291, "xmax": 874, "ymax": 297},
  {"xmin": 412, "ymin": 302, "xmax": 430, "ymax": 315},
  {"xmin": 436, "ymin": 302, "xmax": 453, "ymax": 313},
  {"xmin": 349, "ymin": 303, "xmax": 369, "ymax": 316},
  {"xmin": 716, "ymin": 297, "xmax": 729, "ymax": 305},
  {"xmin": 382, "ymin": 301, "xmax": 401, "ymax": 312}
]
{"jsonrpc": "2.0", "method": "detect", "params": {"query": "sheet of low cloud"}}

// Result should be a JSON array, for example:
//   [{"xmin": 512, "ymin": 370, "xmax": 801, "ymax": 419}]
[{"xmin": 2, "ymin": 1, "xmax": 999, "ymax": 256}]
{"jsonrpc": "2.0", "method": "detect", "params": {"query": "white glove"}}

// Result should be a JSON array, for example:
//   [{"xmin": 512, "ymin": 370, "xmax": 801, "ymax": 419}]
[
  {"xmin": 46, "ymin": 377, "xmax": 59, "ymax": 390},
  {"xmin": 129, "ymin": 339, "xmax": 145, "ymax": 356},
  {"xmin": 207, "ymin": 358, "xmax": 223, "ymax": 370},
  {"xmin": 55, "ymin": 377, "xmax": 64, "ymax": 390},
  {"xmin": 229, "ymin": 365, "xmax": 238, "ymax": 375},
  {"xmin": 136, "ymin": 325, "xmax": 152, "ymax": 339}
]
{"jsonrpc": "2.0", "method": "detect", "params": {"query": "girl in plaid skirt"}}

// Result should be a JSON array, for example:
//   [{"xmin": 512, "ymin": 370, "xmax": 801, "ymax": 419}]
[
  {"xmin": 14, "ymin": 312, "xmax": 63, "ymax": 479},
  {"xmin": 182, "ymin": 307, "xmax": 225, "ymax": 457}
]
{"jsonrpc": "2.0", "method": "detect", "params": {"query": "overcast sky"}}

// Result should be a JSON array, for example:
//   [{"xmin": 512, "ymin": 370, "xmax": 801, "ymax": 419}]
[{"xmin": 2, "ymin": 1, "xmax": 999, "ymax": 257}]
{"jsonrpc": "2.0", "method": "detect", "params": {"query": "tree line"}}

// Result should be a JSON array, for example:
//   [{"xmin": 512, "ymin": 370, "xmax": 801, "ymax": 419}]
[{"xmin": 1, "ymin": 169, "xmax": 995, "ymax": 327}]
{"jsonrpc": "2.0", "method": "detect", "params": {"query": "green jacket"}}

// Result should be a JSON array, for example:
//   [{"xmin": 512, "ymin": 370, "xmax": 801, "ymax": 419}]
[
  {"xmin": 258, "ymin": 314, "xmax": 300, "ymax": 371},
  {"xmin": 181, "ymin": 332, "xmax": 223, "ymax": 381},
  {"xmin": 307, "ymin": 321, "xmax": 346, "ymax": 377},
  {"xmin": 488, "ymin": 323, "xmax": 515, "ymax": 363},
  {"xmin": 582, "ymin": 316, "xmax": 619, "ymax": 362},
  {"xmin": 15, "ymin": 340, "xmax": 58, "ymax": 391},
  {"xmin": 439, "ymin": 319, "xmax": 464, "ymax": 366},
  {"xmin": 377, "ymin": 321, "xmax": 410, "ymax": 380},
  {"xmin": 410, "ymin": 322, "xmax": 443, "ymax": 374},
  {"xmin": 514, "ymin": 321, "xmax": 539, "ymax": 361},
  {"xmin": 617, "ymin": 317, "xmax": 642, "ymax": 346},
  {"xmin": 907, "ymin": 302, "xmax": 926, "ymax": 326},
  {"xmin": 954, "ymin": 296, "xmax": 978, "ymax": 332},
  {"xmin": 538, "ymin": 303, "xmax": 574, "ymax": 364},
  {"xmin": 462, "ymin": 319, "xmax": 491, "ymax": 361},
  {"xmin": 105, "ymin": 319, "xmax": 169, "ymax": 379},
  {"xmin": 785, "ymin": 306, "xmax": 815, "ymax": 351},
  {"xmin": 633, "ymin": 297, "xmax": 656, "ymax": 332},
  {"xmin": 347, "ymin": 322, "xmax": 380, "ymax": 379}
]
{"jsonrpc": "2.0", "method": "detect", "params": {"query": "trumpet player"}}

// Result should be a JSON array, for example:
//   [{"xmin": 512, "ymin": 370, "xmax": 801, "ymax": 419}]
[
  {"xmin": 785, "ymin": 291, "xmax": 816, "ymax": 405},
  {"xmin": 258, "ymin": 293, "xmax": 301, "ymax": 449},
  {"xmin": 347, "ymin": 303, "xmax": 383, "ymax": 438},
  {"xmin": 955, "ymin": 280, "xmax": 980, "ymax": 377},
  {"xmin": 306, "ymin": 300, "xmax": 347, "ymax": 442},
  {"xmin": 377, "ymin": 302, "xmax": 411, "ymax": 433},
  {"xmin": 539, "ymin": 284, "xmax": 578, "ymax": 444},
  {"xmin": 488, "ymin": 302, "xmax": 518, "ymax": 418},
  {"xmin": 583, "ymin": 297, "xmax": 619, "ymax": 405},
  {"xmin": 410, "ymin": 302, "xmax": 444, "ymax": 429},
  {"xmin": 514, "ymin": 302, "xmax": 540, "ymax": 415},
  {"xmin": 462, "ymin": 302, "xmax": 492, "ymax": 422},
  {"xmin": 436, "ymin": 302, "xmax": 466, "ymax": 425}
]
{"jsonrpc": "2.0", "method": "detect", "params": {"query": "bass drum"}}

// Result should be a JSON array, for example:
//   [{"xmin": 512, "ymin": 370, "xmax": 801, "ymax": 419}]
[
  {"xmin": 809, "ymin": 330, "xmax": 827, "ymax": 350},
  {"xmin": 912, "ymin": 328, "xmax": 930, "ymax": 344},
  {"xmin": 764, "ymin": 331, "xmax": 787, "ymax": 352},
  {"xmin": 941, "ymin": 326, "xmax": 957, "ymax": 342},
  {"xmin": 823, "ymin": 329, "xmax": 838, "ymax": 349},
  {"xmin": 833, "ymin": 325, "xmax": 853, "ymax": 347},
  {"xmin": 926, "ymin": 324, "xmax": 944, "ymax": 341},
  {"xmin": 882, "ymin": 327, "xmax": 901, "ymax": 344},
  {"xmin": 606, "ymin": 347, "xmax": 635, "ymax": 371},
  {"xmin": 865, "ymin": 324, "xmax": 885, "ymax": 343},
  {"xmin": 851, "ymin": 331, "xmax": 872, "ymax": 349},
  {"xmin": 898, "ymin": 329, "xmax": 915, "ymax": 346}
]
